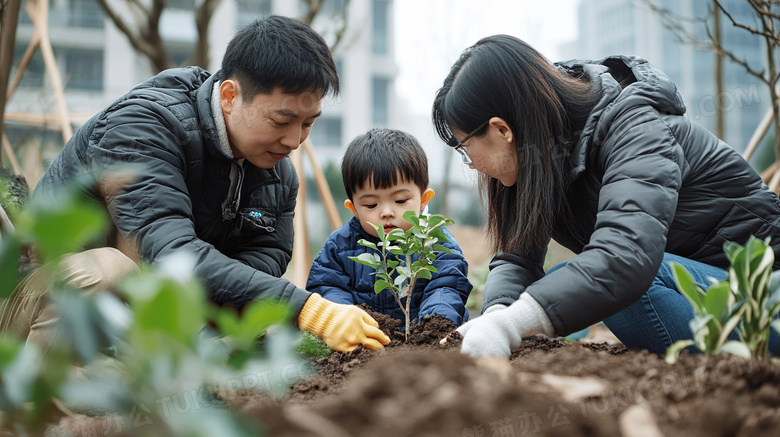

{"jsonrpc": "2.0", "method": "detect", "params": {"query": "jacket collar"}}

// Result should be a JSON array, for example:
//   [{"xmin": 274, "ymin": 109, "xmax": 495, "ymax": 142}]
[{"xmin": 560, "ymin": 56, "xmax": 687, "ymax": 183}]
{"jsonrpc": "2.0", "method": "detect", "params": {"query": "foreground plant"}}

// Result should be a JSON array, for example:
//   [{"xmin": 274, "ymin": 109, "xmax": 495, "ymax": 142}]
[
  {"xmin": 0, "ymin": 184, "xmax": 306, "ymax": 436},
  {"xmin": 666, "ymin": 236, "xmax": 780, "ymax": 363},
  {"xmin": 350, "ymin": 211, "xmax": 453, "ymax": 340}
]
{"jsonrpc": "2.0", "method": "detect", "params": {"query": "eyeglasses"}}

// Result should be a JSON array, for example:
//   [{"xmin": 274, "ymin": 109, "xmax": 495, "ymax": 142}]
[{"xmin": 447, "ymin": 121, "xmax": 488, "ymax": 166}]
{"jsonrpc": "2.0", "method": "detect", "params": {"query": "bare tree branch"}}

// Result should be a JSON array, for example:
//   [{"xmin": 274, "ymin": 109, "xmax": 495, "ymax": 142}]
[
  {"xmin": 194, "ymin": 0, "xmax": 223, "ymax": 69},
  {"xmin": 96, "ymin": 0, "xmax": 171, "ymax": 73},
  {"xmin": 328, "ymin": 0, "xmax": 351, "ymax": 53},
  {"xmin": 715, "ymin": 0, "xmax": 778, "ymax": 41},
  {"xmin": 300, "ymin": 0, "xmax": 323, "ymax": 26}
]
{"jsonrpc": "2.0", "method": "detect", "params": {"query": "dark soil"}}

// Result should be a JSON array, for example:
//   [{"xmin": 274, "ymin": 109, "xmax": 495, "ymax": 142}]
[
  {"xmin": 244, "ymin": 309, "xmax": 780, "ymax": 437},
  {"xmin": 50, "ymin": 309, "xmax": 780, "ymax": 436}
]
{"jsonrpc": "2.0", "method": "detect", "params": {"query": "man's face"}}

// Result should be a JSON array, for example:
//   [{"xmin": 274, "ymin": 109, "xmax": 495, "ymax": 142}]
[
  {"xmin": 346, "ymin": 178, "xmax": 434, "ymax": 238},
  {"xmin": 220, "ymin": 80, "xmax": 322, "ymax": 168}
]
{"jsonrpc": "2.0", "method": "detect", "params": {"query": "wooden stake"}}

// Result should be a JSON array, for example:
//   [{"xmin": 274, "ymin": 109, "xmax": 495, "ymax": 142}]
[
  {"xmin": 26, "ymin": 0, "xmax": 73, "ymax": 143},
  {"xmin": 291, "ymin": 148, "xmax": 311, "ymax": 288},
  {"xmin": 743, "ymin": 108, "xmax": 773, "ymax": 163},
  {"xmin": 6, "ymin": 33, "xmax": 41, "ymax": 103},
  {"xmin": 1, "ymin": 134, "xmax": 23, "ymax": 176},
  {"xmin": 302, "ymin": 138, "xmax": 342, "ymax": 231},
  {"xmin": 769, "ymin": 164, "xmax": 780, "ymax": 194}
]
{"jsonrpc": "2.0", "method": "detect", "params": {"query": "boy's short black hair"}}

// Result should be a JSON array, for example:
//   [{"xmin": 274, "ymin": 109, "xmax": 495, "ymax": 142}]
[
  {"xmin": 221, "ymin": 15, "xmax": 339, "ymax": 102},
  {"xmin": 341, "ymin": 128, "xmax": 429, "ymax": 200}
]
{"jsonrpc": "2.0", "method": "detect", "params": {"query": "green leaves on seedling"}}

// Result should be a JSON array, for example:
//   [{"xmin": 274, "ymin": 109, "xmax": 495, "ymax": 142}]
[
  {"xmin": 666, "ymin": 236, "xmax": 780, "ymax": 363},
  {"xmin": 350, "ymin": 212, "xmax": 454, "ymax": 338}
]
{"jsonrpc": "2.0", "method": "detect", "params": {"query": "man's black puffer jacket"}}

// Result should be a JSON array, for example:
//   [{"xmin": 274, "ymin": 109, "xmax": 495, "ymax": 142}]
[
  {"xmin": 482, "ymin": 56, "xmax": 780, "ymax": 336},
  {"xmin": 34, "ymin": 67, "xmax": 312, "ymax": 313}
]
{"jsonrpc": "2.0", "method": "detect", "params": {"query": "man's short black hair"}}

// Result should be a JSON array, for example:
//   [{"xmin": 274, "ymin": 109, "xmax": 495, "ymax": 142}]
[
  {"xmin": 341, "ymin": 129, "xmax": 429, "ymax": 200},
  {"xmin": 221, "ymin": 15, "xmax": 339, "ymax": 101}
]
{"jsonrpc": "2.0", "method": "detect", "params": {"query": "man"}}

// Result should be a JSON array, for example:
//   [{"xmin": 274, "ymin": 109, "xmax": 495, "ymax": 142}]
[{"xmin": 1, "ymin": 15, "xmax": 390, "ymax": 353}]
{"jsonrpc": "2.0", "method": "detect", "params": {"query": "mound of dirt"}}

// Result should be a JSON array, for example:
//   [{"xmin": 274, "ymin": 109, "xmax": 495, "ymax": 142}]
[{"xmin": 245, "ymin": 310, "xmax": 780, "ymax": 437}]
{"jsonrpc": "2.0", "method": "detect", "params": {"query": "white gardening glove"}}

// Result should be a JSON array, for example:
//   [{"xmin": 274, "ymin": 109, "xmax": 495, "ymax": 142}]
[
  {"xmin": 457, "ymin": 293, "xmax": 554, "ymax": 358},
  {"xmin": 482, "ymin": 303, "xmax": 507, "ymax": 314}
]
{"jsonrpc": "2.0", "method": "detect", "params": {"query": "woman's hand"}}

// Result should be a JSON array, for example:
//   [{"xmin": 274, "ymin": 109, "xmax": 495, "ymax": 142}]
[{"xmin": 457, "ymin": 293, "xmax": 553, "ymax": 358}]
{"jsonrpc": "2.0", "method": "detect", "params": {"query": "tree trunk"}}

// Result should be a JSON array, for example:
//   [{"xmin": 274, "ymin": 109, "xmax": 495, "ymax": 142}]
[
  {"xmin": 713, "ymin": 2, "xmax": 724, "ymax": 140},
  {"xmin": 0, "ymin": 0, "xmax": 22, "ymax": 166},
  {"xmin": 193, "ymin": 0, "xmax": 222, "ymax": 69}
]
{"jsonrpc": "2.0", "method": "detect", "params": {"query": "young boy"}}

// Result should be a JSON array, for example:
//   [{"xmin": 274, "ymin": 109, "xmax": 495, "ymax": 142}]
[{"xmin": 307, "ymin": 128, "xmax": 472, "ymax": 326}]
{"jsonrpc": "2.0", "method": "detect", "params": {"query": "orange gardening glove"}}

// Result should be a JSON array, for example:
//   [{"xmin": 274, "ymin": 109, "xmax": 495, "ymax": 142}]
[{"xmin": 297, "ymin": 293, "xmax": 391, "ymax": 352}]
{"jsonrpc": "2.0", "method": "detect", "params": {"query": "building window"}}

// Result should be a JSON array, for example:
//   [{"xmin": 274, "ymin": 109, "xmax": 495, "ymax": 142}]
[
  {"xmin": 169, "ymin": 0, "xmax": 195, "ymax": 10},
  {"xmin": 236, "ymin": 0, "xmax": 272, "ymax": 28},
  {"xmin": 63, "ymin": 48, "xmax": 104, "ymax": 91},
  {"xmin": 371, "ymin": 0, "xmax": 389, "ymax": 55},
  {"xmin": 372, "ymin": 76, "xmax": 390, "ymax": 125},
  {"xmin": 309, "ymin": 118, "xmax": 343, "ymax": 147},
  {"xmin": 68, "ymin": 0, "xmax": 104, "ymax": 28},
  {"xmin": 12, "ymin": 42, "xmax": 45, "ymax": 88}
]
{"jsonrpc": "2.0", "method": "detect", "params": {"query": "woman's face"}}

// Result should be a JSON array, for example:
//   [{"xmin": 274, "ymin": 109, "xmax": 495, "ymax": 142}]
[{"xmin": 454, "ymin": 117, "xmax": 518, "ymax": 187}]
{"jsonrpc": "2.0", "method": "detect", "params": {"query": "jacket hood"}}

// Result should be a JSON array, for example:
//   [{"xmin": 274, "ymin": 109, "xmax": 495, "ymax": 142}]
[{"xmin": 559, "ymin": 56, "xmax": 686, "ymax": 181}]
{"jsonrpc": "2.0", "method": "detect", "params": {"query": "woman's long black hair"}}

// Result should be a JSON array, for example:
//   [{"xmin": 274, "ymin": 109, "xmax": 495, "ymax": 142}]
[{"xmin": 432, "ymin": 35, "xmax": 600, "ymax": 255}]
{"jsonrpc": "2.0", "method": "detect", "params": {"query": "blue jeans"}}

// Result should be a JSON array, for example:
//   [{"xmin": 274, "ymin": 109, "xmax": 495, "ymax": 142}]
[{"xmin": 549, "ymin": 253, "xmax": 780, "ymax": 356}]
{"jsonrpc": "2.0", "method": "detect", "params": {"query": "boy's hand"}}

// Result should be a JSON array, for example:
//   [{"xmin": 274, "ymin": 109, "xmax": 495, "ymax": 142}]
[{"xmin": 298, "ymin": 293, "xmax": 391, "ymax": 352}]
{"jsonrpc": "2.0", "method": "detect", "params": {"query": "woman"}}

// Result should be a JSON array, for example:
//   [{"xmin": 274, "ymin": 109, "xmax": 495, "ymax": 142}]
[{"xmin": 433, "ymin": 34, "xmax": 780, "ymax": 358}]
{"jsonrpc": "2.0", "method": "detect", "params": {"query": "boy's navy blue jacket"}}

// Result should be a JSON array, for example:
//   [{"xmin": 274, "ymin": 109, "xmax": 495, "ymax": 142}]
[{"xmin": 307, "ymin": 217, "xmax": 472, "ymax": 326}]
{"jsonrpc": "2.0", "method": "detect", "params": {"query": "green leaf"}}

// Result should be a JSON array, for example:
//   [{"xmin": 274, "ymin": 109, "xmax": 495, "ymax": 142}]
[
  {"xmin": 427, "ymin": 214, "xmax": 446, "ymax": 229},
  {"xmin": 671, "ymin": 262, "xmax": 704, "ymax": 310},
  {"xmin": 388, "ymin": 246, "xmax": 404, "ymax": 255},
  {"xmin": 356, "ymin": 239, "xmax": 377, "ymax": 251},
  {"xmin": 703, "ymin": 281, "xmax": 730, "ymax": 318},
  {"xmin": 369, "ymin": 222, "xmax": 385, "ymax": 240},
  {"xmin": 386, "ymin": 228, "xmax": 405, "ymax": 241},
  {"xmin": 0, "ymin": 236, "xmax": 21, "ymax": 299},
  {"xmin": 665, "ymin": 340, "xmax": 695, "ymax": 364},
  {"xmin": 422, "ymin": 265, "xmax": 438, "ymax": 273},
  {"xmin": 430, "ymin": 228, "xmax": 450, "ymax": 244},
  {"xmin": 718, "ymin": 300, "xmax": 747, "ymax": 347},
  {"xmin": 374, "ymin": 279, "xmax": 391, "ymax": 294},
  {"xmin": 771, "ymin": 319, "xmax": 780, "ymax": 334},
  {"xmin": 128, "ymin": 274, "xmax": 206, "ymax": 349},
  {"xmin": 349, "ymin": 253, "xmax": 381, "ymax": 269},
  {"xmin": 432, "ymin": 243, "xmax": 452, "ymax": 254},
  {"xmin": 0, "ymin": 341, "xmax": 42, "ymax": 406},
  {"xmin": 18, "ymin": 190, "xmax": 107, "ymax": 263},
  {"xmin": 719, "ymin": 340, "xmax": 751, "ymax": 358},
  {"xmin": 402, "ymin": 210, "xmax": 420, "ymax": 226},
  {"xmin": 416, "ymin": 269, "xmax": 432, "ymax": 280}
]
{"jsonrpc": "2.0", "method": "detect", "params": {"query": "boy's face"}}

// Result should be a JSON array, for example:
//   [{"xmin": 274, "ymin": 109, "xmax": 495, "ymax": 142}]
[{"xmin": 345, "ymin": 178, "xmax": 434, "ymax": 238}]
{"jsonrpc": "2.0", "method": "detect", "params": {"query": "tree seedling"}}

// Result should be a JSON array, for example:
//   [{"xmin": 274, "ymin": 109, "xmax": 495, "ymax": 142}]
[{"xmin": 349, "ymin": 211, "xmax": 453, "ymax": 340}]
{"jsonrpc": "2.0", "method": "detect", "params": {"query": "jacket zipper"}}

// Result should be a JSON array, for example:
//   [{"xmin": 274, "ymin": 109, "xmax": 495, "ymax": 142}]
[{"xmin": 221, "ymin": 161, "xmax": 245, "ymax": 221}]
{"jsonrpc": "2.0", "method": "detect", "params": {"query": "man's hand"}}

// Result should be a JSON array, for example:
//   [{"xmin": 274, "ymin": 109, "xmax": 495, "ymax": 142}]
[
  {"xmin": 298, "ymin": 293, "xmax": 391, "ymax": 352},
  {"xmin": 457, "ymin": 293, "xmax": 554, "ymax": 359}
]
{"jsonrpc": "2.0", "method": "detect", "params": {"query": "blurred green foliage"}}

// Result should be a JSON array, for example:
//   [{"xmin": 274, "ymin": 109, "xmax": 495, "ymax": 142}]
[{"xmin": 0, "ymin": 183, "xmax": 310, "ymax": 436}]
